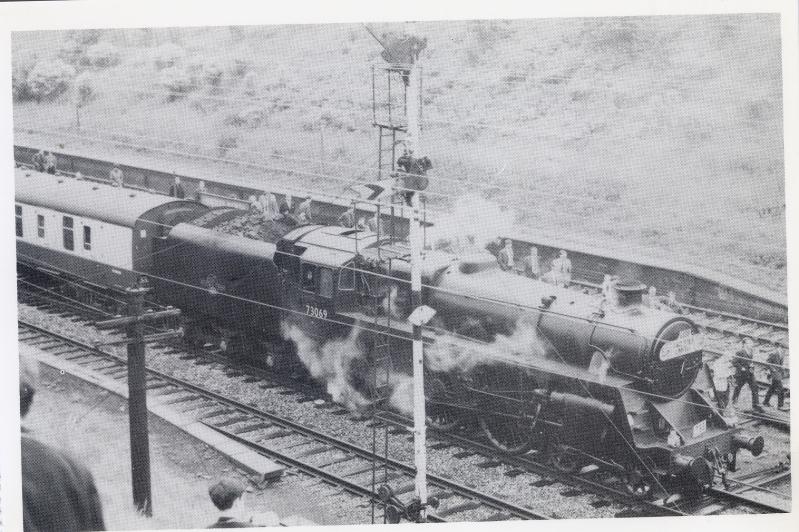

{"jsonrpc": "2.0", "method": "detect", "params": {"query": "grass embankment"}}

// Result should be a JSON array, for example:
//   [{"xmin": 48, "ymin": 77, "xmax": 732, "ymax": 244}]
[{"xmin": 12, "ymin": 16, "xmax": 786, "ymax": 292}]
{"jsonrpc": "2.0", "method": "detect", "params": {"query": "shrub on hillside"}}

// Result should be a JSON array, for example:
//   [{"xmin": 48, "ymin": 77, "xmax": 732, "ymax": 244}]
[
  {"xmin": 25, "ymin": 60, "xmax": 76, "ymax": 101},
  {"xmin": 228, "ymin": 59, "xmax": 249, "ymax": 79},
  {"xmin": 216, "ymin": 134, "xmax": 239, "ymax": 157},
  {"xmin": 241, "ymin": 71, "xmax": 258, "ymax": 96},
  {"xmin": 152, "ymin": 42, "xmax": 185, "ymax": 70},
  {"xmin": 85, "ymin": 42, "xmax": 121, "ymax": 68},
  {"xmin": 68, "ymin": 29, "xmax": 103, "ymax": 46},
  {"xmin": 203, "ymin": 62, "xmax": 225, "ymax": 88},
  {"xmin": 158, "ymin": 66, "xmax": 197, "ymax": 100},
  {"xmin": 74, "ymin": 73, "xmax": 95, "ymax": 107},
  {"xmin": 225, "ymin": 107, "xmax": 267, "ymax": 128},
  {"xmin": 58, "ymin": 30, "xmax": 103, "ymax": 65},
  {"xmin": 12, "ymin": 52, "xmax": 37, "ymax": 101},
  {"xmin": 465, "ymin": 20, "xmax": 514, "ymax": 66}
]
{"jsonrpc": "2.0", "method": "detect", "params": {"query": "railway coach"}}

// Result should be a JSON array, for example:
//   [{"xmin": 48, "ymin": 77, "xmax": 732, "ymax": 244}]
[{"xmin": 15, "ymin": 167, "xmax": 209, "ymax": 290}]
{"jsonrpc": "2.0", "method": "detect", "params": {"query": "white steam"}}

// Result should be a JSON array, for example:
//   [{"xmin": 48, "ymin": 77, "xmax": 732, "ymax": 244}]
[
  {"xmin": 280, "ymin": 314, "xmax": 551, "ymax": 417},
  {"xmin": 428, "ymin": 194, "xmax": 516, "ymax": 254},
  {"xmin": 280, "ymin": 321, "xmax": 371, "ymax": 412},
  {"xmin": 427, "ymin": 316, "xmax": 550, "ymax": 374}
]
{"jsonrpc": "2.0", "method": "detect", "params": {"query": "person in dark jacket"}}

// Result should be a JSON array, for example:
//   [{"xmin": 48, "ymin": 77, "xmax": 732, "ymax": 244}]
[
  {"xmin": 32, "ymin": 150, "xmax": 46, "ymax": 172},
  {"xmin": 731, "ymin": 338, "xmax": 764, "ymax": 412},
  {"xmin": 43, "ymin": 151, "xmax": 57, "ymax": 174},
  {"xmin": 207, "ymin": 478, "xmax": 251, "ymax": 528},
  {"xmin": 337, "ymin": 205, "xmax": 356, "ymax": 228},
  {"xmin": 763, "ymin": 346, "xmax": 787, "ymax": 409},
  {"xmin": 109, "ymin": 164, "xmax": 124, "ymax": 187},
  {"xmin": 169, "ymin": 176, "xmax": 186, "ymax": 199},
  {"xmin": 20, "ymin": 359, "xmax": 106, "ymax": 532}
]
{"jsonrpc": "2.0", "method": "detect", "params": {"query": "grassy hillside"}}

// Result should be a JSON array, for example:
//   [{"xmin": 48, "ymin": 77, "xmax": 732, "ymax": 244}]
[{"xmin": 12, "ymin": 15, "xmax": 786, "ymax": 292}]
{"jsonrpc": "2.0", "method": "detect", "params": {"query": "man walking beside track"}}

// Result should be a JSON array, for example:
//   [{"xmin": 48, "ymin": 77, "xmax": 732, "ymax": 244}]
[
  {"xmin": 731, "ymin": 338, "xmax": 764, "ymax": 413},
  {"xmin": 20, "ymin": 359, "xmax": 106, "ymax": 532},
  {"xmin": 763, "ymin": 345, "xmax": 787, "ymax": 410}
]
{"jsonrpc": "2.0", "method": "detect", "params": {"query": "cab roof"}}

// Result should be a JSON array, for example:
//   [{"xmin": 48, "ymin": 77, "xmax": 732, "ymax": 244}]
[{"xmin": 15, "ymin": 168, "xmax": 201, "ymax": 228}]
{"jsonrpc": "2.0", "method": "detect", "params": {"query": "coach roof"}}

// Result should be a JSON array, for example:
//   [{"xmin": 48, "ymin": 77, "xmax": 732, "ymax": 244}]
[{"xmin": 15, "ymin": 168, "xmax": 200, "ymax": 228}]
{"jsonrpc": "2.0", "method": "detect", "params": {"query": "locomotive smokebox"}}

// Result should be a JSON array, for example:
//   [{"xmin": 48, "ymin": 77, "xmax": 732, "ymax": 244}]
[{"xmin": 733, "ymin": 433, "xmax": 765, "ymax": 456}]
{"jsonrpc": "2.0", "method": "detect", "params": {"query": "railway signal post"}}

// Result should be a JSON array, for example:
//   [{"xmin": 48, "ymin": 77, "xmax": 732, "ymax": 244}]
[
  {"xmin": 368, "ymin": 26, "xmax": 433, "ymax": 522},
  {"xmin": 96, "ymin": 285, "xmax": 182, "ymax": 517}
]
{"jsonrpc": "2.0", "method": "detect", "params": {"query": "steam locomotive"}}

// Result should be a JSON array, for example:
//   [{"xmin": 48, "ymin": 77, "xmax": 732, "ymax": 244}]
[{"xmin": 15, "ymin": 168, "xmax": 764, "ymax": 497}]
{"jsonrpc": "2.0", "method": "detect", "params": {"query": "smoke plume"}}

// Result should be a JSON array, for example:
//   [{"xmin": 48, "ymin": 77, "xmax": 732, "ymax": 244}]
[
  {"xmin": 280, "ymin": 314, "xmax": 552, "ymax": 417},
  {"xmin": 428, "ymin": 194, "xmax": 516, "ymax": 254},
  {"xmin": 426, "ymin": 315, "xmax": 550, "ymax": 374},
  {"xmin": 280, "ymin": 321, "xmax": 372, "ymax": 412}
]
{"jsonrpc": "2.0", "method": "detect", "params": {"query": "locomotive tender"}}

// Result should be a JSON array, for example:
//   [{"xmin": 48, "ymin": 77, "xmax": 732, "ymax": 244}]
[{"xmin": 15, "ymin": 168, "xmax": 764, "ymax": 496}]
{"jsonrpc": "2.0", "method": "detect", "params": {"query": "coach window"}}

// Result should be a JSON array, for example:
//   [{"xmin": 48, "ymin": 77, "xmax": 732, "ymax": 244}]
[
  {"xmin": 83, "ymin": 226, "xmax": 92, "ymax": 251},
  {"xmin": 319, "ymin": 268, "xmax": 334, "ymax": 298},
  {"xmin": 301, "ymin": 263, "xmax": 316, "ymax": 292},
  {"xmin": 37, "ymin": 215, "xmax": 45, "ymax": 238},
  {"xmin": 62, "ymin": 216, "xmax": 74, "ymax": 251},
  {"xmin": 15, "ymin": 205, "xmax": 22, "ymax": 237}
]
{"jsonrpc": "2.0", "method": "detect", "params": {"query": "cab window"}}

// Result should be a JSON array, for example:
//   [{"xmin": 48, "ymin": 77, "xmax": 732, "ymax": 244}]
[
  {"xmin": 319, "ymin": 268, "xmax": 334, "ymax": 298},
  {"xmin": 301, "ymin": 263, "xmax": 316, "ymax": 292},
  {"xmin": 339, "ymin": 267, "xmax": 354, "ymax": 291}
]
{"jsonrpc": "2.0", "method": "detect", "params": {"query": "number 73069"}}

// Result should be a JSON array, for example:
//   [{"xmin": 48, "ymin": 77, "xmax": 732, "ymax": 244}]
[{"xmin": 305, "ymin": 305, "xmax": 328, "ymax": 320}]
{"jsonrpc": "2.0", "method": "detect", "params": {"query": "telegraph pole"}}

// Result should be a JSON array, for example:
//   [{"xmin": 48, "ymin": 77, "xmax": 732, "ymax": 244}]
[{"xmin": 96, "ymin": 285, "xmax": 181, "ymax": 517}]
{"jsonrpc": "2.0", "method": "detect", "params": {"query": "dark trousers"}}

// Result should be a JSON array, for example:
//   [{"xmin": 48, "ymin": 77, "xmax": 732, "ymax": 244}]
[
  {"xmin": 731, "ymin": 371, "xmax": 759, "ymax": 408},
  {"xmin": 715, "ymin": 387, "xmax": 729, "ymax": 410},
  {"xmin": 763, "ymin": 379, "xmax": 785, "ymax": 408}
]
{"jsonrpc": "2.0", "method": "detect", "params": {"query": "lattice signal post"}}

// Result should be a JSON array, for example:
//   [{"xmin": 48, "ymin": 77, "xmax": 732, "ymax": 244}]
[{"xmin": 366, "ymin": 26, "xmax": 433, "ymax": 523}]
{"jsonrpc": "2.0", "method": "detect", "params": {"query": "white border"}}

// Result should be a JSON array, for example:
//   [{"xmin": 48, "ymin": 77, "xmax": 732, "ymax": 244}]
[{"xmin": 0, "ymin": 1, "xmax": 796, "ymax": 532}]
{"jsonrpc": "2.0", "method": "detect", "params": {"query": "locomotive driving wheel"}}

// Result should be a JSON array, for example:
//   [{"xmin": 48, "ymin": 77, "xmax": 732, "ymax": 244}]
[
  {"xmin": 475, "ymin": 365, "xmax": 540, "ymax": 455},
  {"xmin": 425, "ymin": 370, "xmax": 466, "ymax": 432},
  {"xmin": 479, "ymin": 413, "xmax": 537, "ymax": 455},
  {"xmin": 548, "ymin": 444, "xmax": 586, "ymax": 474}
]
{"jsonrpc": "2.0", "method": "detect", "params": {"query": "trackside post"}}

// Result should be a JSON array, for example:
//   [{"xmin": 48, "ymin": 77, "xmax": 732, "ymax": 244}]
[{"xmin": 96, "ymin": 285, "xmax": 182, "ymax": 517}]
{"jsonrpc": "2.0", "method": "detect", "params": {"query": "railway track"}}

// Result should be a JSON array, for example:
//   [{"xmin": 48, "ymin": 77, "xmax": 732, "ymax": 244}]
[
  {"xmin": 17, "ymin": 280, "xmax": 789, "ymax": 519},
  {"xmin": 17, "ymin": 318, "xmax": 549, "ymax": 523}
]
